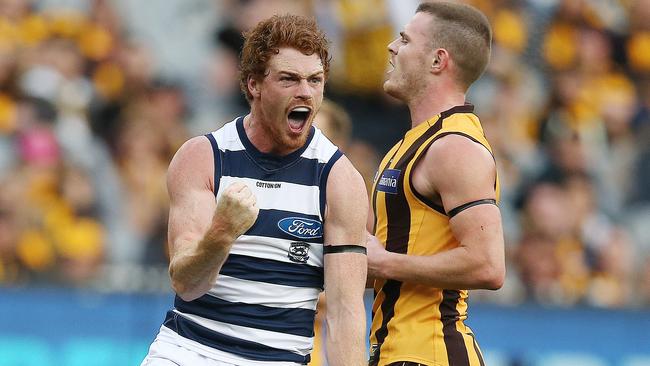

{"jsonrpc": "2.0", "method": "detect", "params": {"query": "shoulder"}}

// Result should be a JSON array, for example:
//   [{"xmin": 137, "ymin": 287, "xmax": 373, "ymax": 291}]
[
  {"xmin": 326, "ymin": 155, "xmax": 367, "ymax": 207},
  {"xmin": 167, "ymin": 136, "xmax": 214, "ymax": 193},
  {"xmin": 328, "ymin": 154, "xmax": 362, "ymax": 184},
  {"xmin": 428, "ymin": 133, "xmax": 492, "ymax": 163},
  {"xmin": 424, "ymin": 133, "xmax": 495, "ymax": 189},
  {"xmin": 171, "ymin": 136, "xmax": 213, "ymax": 168}
]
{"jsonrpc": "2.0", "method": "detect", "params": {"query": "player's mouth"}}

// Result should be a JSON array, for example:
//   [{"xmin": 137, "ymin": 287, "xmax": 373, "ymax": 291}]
[
  {"xmin": 287, "ymin": 106, "xmax": 312, "ymax": 133},
  {"xmin": 387, "ymin": 60, "xmax": 395, "ymax": 74}
]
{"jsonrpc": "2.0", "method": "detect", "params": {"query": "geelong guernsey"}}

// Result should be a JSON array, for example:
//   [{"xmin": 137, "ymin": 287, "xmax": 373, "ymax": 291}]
[{"xmin": 160, "ymin": 117, "xmax": 342, "ymax": 365}]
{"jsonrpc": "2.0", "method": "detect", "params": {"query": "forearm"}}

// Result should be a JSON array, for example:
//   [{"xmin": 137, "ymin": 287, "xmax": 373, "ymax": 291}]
[
  {"xmin": 379, "ymin": 246, "xmax": 502, "ymax": 290},
  {"xmin": 325, "ymin": 298, "xmax": 366, "ymax": 366},
  {"xmin": 169, "ymin": 225, "xmax": 235, "ymax": 301}
]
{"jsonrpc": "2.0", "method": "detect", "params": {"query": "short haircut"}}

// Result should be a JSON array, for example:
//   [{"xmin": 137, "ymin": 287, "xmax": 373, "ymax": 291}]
[
  {"xmin": 416, "ymin": 2, "xmax": 492, "ymax": 89},
  {"xmin": 239, "ymin": 14, "xmax": 330, "ymax": 102}
]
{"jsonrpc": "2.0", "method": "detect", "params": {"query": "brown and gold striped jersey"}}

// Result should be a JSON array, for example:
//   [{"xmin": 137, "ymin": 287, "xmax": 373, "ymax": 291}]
[{"xmin": 369, "ymin": 104, "xmax": 499, "ymax": 366}]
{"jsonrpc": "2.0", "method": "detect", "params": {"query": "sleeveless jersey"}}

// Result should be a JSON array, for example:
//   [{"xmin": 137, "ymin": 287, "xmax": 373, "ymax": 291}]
[
  {"xmin": 369, "ymin": 104, "xmax": 499, "ymax": 366},
  {"xmin": 161, "ymin": 117, "xmax": 342, "ymax": 365}
]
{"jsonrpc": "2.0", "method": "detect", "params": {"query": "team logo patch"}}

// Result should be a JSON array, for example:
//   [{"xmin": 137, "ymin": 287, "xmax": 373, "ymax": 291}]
[
  {"xmin": 277, "ymin": 217, "xmax": 323, "ymax": 239},
  {"xmin": 376, "ymin": 169, "xmax": 401, "ymax": 194},
  {"xmin": 288, "ymin": 242, "xmax": 310, "ymax": 263}
]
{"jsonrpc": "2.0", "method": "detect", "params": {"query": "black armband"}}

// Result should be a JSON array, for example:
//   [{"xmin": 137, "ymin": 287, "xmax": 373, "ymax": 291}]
[
  {"xmin": 447, "ymin": 198, "xmax": 497, "ymax": 218},
  {"xmin": 323, "ymin": 245, "xmax": 367, "ymax": 255}
]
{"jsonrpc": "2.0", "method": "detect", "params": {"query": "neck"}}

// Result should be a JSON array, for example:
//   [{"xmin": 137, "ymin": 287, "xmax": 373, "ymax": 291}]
[
  {"xmin": 244, "ymin": 112, "xmax": 277, "ymax": 154},
  {"xmin": 407, "ymin": 83, "xmax": 466, "ymax": 128}
]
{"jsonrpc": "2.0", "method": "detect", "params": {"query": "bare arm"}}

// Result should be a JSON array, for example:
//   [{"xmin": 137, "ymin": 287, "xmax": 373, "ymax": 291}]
[
  {"xmin": 323, "ymin": 156, "xmax": 368, "ymax": 366},
  {"xmin": 167, "ymin": 137, "xmax": 258, "ymax": 301},
  {"xmin": 367, "ymin": 135, "xmax": 505, "ymax": 290}
]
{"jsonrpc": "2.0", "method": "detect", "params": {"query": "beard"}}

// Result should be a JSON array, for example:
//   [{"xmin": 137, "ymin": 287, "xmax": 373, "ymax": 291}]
[
  {"xmin": 383, "ymin": 76, "xmax": 408, "ymax": 101},
  {"xmin": 384, "ymin": 67, "xmax": 427, "ymax": 103},
  {"xmin": 266, "ymin": 119, "xmax": 311, "ymax": 155}
]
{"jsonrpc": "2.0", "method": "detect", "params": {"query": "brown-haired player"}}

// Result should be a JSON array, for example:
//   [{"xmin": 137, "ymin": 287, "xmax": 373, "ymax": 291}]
[
  {"xmin": 366, "ymin": 2, "xmax": 505, "ymax": 366},
  {"xmin": 141, "ymin": 14, "xmax": 368, "ymax": 366}
]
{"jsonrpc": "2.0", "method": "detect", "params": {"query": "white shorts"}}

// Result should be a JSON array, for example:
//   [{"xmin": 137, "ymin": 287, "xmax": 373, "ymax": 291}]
[
  {"xmin": 141, "ymin": 338, "xmax": 237, "ymax": 366},
  {"xmin": 141, "ymin": 326, "xmax": 305, "ymax": 366}
]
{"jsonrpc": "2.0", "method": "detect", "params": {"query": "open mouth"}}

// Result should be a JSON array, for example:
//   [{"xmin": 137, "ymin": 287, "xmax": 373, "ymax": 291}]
[
  {"xmin": 387, "ymin": 60, "xmax": 395, "ymax": 74},
  {"xmin": 287, "ymin": 106, "xmax": 312, "ymax": 133}
]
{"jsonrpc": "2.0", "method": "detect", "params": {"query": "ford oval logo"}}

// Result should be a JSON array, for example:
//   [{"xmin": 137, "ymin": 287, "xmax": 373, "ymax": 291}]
[{"xmin": 277, "ymin": 217, "xmax": 323, "ymax": 239}]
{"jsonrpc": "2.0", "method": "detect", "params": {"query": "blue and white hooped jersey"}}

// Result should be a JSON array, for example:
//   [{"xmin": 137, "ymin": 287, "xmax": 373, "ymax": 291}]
[{"xmin": 161, "ymin": 117, "xmax": 342, "ymax": 365}]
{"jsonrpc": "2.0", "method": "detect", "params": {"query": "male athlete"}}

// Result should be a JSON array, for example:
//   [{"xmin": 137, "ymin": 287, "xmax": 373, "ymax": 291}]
[
  {"xmin": 366, "ymin": 2, "xmax": 505, "ymax": 366},
  {"xmin": 141, "ymin": 14, "xmax": 368, "ymax": 366}
]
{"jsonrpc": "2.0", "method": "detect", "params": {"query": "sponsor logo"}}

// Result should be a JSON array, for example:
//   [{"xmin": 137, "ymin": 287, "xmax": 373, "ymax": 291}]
[
  {"xmin": 256, "ymin": 181, "xmax": 282, "ymax": 189},
  {"xmin": 288, "ymin": 242, "xmax": 310, "ymax": 263},
  {"xmin": 277, "ymin": 217, "xmax": 323, "ymax": 239},
  {"xmin": 376, "ymin": 169, "xmax": 401, "ymax": 194}
]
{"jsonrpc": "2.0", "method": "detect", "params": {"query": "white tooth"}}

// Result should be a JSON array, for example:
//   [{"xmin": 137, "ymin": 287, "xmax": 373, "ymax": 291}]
[{"xmin": 292, "ymin": 107, "xmax": 310, "ymax": 112}]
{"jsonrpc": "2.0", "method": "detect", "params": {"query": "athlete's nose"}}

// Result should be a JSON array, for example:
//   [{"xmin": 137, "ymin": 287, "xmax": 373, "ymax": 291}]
[
  {"xmin": 388, "ymin": 38, "xmax": 399, "ymax": 56},
  {"xmin": 295, "ymin": 79, "xmax": 312, "ymax": 100}
]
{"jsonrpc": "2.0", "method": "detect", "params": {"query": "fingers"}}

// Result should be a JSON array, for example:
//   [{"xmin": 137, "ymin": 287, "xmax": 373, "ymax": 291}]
[
  {"xmin": 223, "ymin": 182, "xmax": 256, "ymax": 203},
  {"xmin": 224, "ymin": 181, "xmax": 251, "ymax": 197},
  {"xmin": 216, "ymin": 182, "xmax": 260, "ymax": 236}
]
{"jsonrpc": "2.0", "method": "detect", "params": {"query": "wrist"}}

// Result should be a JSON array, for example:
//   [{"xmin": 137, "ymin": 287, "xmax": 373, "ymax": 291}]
[
  {"xmin": 205, "ymin": 220, "xmax": 238, "ymax": 247},
  {"xmin": 378, "ymin": 251, "xmax": 395, "ymax": 279}
]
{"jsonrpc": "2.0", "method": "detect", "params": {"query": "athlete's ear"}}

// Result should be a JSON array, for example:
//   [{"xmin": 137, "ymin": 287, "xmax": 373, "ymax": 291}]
[
  {"xmin": 247, "ymin": 75, "xmax": 261, "ymax": 99},
  {"xmin": 431, "ymin": 48, "xmax": 449, "ymax": 74}
]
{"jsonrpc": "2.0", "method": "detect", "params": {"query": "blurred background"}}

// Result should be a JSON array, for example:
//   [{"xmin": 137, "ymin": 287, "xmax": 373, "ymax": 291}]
[{"xmin": 0, "ymin": 0, "xmax": 649, "ymax": 365}]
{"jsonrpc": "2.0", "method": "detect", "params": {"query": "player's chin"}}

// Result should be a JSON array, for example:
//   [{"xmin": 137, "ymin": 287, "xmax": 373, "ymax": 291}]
[
  {"xmin": 283, "ymin": 131, "xmax": 309, "ymax": 150},
  {"xmin": 383, "ymin": 82, "xmax": 403, "ymax": 100},
  {"xmin": 383, "ymin": 78, "xmax": 396, "ymax": 92}
]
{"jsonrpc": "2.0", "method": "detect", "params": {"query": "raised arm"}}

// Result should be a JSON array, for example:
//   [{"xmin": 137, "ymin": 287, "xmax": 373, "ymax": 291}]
[
  {"xmin": 167, "ymin": 136, "xmax": 258, "ymax": 301},
  {"xmin": 367, "ymin": 134, "xmax": 505, "ymax": 289},
  {"xmin": 323, "ymin": 156, "xmax": 368, "ymax": 366}
]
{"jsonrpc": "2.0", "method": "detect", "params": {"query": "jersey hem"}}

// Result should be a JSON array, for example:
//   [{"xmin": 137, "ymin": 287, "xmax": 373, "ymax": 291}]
[{"xmin": 381, "ymin": 355, "xmax": 441, "ymax": 366}]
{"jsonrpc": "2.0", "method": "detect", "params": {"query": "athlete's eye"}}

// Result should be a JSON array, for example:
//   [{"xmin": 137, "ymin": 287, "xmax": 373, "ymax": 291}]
[{"xmin": 309, "ymin": 77, "xmax": 323, "ymax": 84}]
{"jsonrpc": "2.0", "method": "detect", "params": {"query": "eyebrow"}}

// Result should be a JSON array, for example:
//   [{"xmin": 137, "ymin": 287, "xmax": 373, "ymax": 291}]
[{"xmin": 278, "ymin": 70, "xmax": 324, "ymax": 78}]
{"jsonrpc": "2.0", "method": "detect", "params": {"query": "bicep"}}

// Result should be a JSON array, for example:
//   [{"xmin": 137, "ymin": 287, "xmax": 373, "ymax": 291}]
[
  {"xmin": 166, "ymin": 137, "xmax": 216, "ymax": 257},
  {"xmin": 323, "ymin": 157, "xmax": 368, "ymax": 289},
  {"xmin": 366, "ymin": 204, "xmax": 375, "ymax": 234},
  {"xmin": 415, "ymin": 134, "xmax": 496, "ymax": 218},
  {"xmin": 449, "ymin": 203, "xmax": 503, "ymax": 256},
  {"xmin": 427, "ymin": 136, "xmax": 503, "ymax": 255},
  {"xmin": 323, "ymin": 156, "xmax": 368, "ymax": 246}
]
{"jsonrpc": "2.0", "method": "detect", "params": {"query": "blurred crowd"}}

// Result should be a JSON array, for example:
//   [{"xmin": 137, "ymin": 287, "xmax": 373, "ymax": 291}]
[{"xmin": 0, "ymin": 0, "xmax": 649, "ymax": 309}]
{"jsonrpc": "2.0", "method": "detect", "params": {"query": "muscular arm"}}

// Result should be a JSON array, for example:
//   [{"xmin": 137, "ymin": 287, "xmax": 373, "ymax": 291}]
[
  {"xmin": 167, "ymin": 137, "xmax": 258, "ymax": 301},
  {"xmin": 323, "ymin": 156, "xmax": 368, "ymax": 366},
  {"xmin": 367, "ymin": 135, "xmax": 505, "ymax": 290}
]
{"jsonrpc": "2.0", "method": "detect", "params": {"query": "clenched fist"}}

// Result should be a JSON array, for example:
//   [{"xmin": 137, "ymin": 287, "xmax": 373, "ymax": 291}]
[{"xmin": 214, "ymin": 182, "xmax": 259, "ymax": 238}]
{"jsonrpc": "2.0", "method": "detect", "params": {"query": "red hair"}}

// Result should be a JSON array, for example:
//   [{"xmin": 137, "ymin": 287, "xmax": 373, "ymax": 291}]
[{"xmin": 239, "ymin": 14, "xmax": 330, "ymax": 101}]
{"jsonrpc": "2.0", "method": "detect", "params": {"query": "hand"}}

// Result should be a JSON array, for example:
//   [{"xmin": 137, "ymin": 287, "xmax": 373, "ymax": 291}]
[
  {"xmin": 366, "ymin": 233, "xmax": 390, "ymax": 280},
  {"xmin": 214, "ymin": 182, "xmax": 259, "ymax": 238}
]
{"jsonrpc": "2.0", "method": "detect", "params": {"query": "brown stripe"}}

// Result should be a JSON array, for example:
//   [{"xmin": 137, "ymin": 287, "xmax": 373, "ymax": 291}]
[
  {"xmin": 373, "ymin": 122, "xmax": 444, "ymax": 360},
  {"xmin": 468, "ymin": 332, "xmax": 485, "ymax": 366},
  {"xmin": 441, "ymin": 290, "xmax": 470, "ymax": 366},
  {"xmin": 373, "ymin": 279, "xmax": 402, "ymax": 346},
  {"xmin": 384, "ymin": 122, "xmax": 443, "ymax": 253},
  {"xmin": 440, "ymin": 103, "xmax": 474, "ymax": 119}
]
